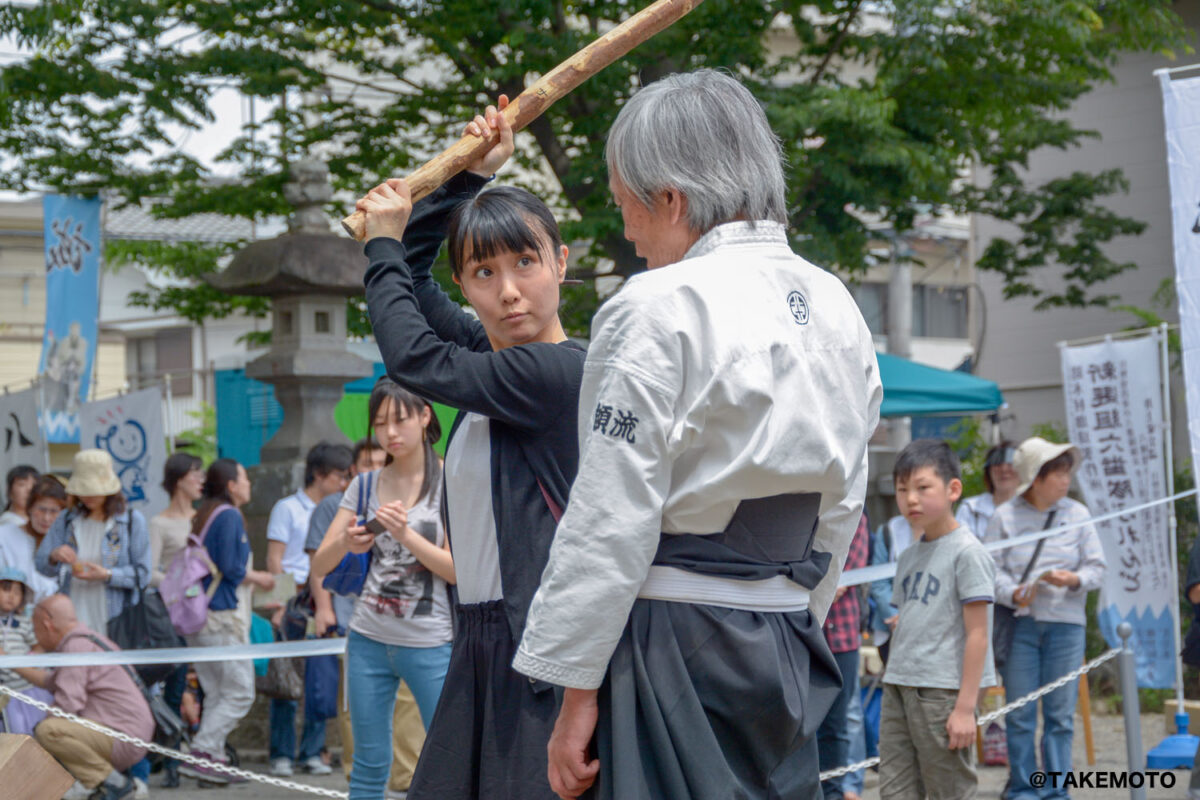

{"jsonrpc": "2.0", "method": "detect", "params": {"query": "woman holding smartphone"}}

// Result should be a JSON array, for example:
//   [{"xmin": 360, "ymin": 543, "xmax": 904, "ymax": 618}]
[{"xmin": 311, "ymin": 377, "xmax": 452, "ymax": 800}]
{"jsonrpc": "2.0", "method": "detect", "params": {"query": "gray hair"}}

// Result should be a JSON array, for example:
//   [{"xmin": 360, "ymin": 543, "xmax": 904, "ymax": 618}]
[{"xmin": 605, "ymin": 69, "xmax": 787, "ymax": 233}]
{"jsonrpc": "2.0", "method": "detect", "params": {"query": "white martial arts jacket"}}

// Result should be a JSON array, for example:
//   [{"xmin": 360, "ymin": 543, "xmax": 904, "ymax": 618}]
[{"xmin": 512, "ymin": 221, "xmax": 883, "ymax": 690}]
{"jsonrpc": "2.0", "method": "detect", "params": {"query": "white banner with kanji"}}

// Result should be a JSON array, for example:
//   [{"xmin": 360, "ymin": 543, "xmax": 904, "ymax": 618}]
[{"xmin": 1060, "ymin": 334, "xmax": 1173, "ymax": 687}]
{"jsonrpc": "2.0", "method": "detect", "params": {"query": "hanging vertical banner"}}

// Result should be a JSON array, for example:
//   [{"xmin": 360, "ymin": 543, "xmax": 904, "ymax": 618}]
[
  {"xmin": 39, "ymin": 194, "xmax": 102, "ymax": 443},
  {"xmin": 80, "ymin": 388, "xmax": 169, "ymax": 518},
  {"xmin": 0, "ymin": 389, "xmax": 48, "ymax": 477},
  {"xmin": 1060, "ymin": 333, "xmax": 1173, "ymax": 687}
]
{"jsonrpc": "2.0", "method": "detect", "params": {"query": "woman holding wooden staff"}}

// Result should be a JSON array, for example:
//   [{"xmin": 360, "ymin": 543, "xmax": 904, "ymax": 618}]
[{"xmin": 355, "ymin": 101, "xmax": 584, "ymax": 800}]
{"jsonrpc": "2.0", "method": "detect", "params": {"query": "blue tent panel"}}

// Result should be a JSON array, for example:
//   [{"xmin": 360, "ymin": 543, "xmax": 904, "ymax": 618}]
[{"xmin": 876, "ymin": 352, "xmax": 1004, "ymax": 418}]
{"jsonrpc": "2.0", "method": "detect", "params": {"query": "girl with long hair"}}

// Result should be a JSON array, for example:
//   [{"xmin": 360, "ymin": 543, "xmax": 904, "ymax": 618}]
[
  {"xmin": 355, "ymin": 100, "xmax": 585, "ymax": 799},
  {"xmin": 311, "ymin": 377, "xmax": 452, "ymax": 799},
  {"xmin": 177, "ymin": 459, "xmax": 275, "ymax": 784}
]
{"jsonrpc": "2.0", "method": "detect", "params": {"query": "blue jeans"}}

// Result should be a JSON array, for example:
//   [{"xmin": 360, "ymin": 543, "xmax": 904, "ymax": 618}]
[
  {"xmin": 817, "ymin": 648, "xmax": 858, "ymax": 800},
  {"xmin": 346, "ymin": 630, "xmax": 451, "ymax": 800},
  {"xmin": 843, "ymin": 681, "xmax": 866, "ymax": 796},
  {"xmin": 1003, "ymin": 618, "xmax": 1086, "ymax": 799},
  {"xmin": 270, "ymin": 698, "xmax": 325, "ymax": 763}
]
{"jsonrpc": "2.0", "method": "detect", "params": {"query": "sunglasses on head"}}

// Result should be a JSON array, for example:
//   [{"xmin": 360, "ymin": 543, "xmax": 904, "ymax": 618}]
[{"xmin": 985, "ymin": 447, "xmax": 1015, "ymax": 468}]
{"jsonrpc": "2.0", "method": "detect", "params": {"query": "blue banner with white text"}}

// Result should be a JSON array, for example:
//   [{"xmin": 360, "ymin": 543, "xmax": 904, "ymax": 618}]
[{"xmin": 39, "ymin": 194, "xmax": 101, "ymax": 443}]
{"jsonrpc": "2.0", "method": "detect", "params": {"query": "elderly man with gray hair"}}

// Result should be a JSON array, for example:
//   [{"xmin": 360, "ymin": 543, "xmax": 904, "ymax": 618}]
[{"xmin": 511, "ymin": 69, "xmax": 882, "ymax": 800}]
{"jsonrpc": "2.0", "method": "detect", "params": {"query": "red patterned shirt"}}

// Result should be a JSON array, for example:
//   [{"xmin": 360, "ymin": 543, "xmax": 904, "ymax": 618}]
[{"xmin": 823, "ymin": 513, "xmax": 869, "ymax": 653}]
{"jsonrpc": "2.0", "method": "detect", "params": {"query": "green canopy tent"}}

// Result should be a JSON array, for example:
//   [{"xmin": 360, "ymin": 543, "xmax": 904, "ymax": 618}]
[{"xmin": 876, "ymin": 352, "xmax": 1004, "ymax": 418}]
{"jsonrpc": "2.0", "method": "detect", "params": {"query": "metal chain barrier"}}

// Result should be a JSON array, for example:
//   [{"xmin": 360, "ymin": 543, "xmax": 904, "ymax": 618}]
[
  {"xmin": 0, "ymin": 684, "xmax": 348, "ymax": 799},
  {"xmin": 817, "ymin": 647, "xmax": 1122, "ymax": 783}
]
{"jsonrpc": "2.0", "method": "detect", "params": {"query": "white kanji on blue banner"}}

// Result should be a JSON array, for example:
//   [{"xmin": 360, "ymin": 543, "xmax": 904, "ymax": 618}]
[{"xmin": 39, "ymin": 194, "xmax": 102, "ymax": 443}]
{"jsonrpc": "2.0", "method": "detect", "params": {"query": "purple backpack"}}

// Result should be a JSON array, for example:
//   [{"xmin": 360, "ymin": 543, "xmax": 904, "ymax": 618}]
[{"xmin": 160, "ymin": 504, "xmax": 231, "ymax": 636}]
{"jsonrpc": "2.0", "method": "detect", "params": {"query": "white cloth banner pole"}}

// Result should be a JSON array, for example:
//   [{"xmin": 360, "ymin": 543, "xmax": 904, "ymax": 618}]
[
  {"xmin": 79, "ymin": 387, "xmax": 170, "ymax": 519},
  {"xmin": 1060, "ymin": 334, "xmax": 1174, "ymax": 687},
  {"xmin": 0, "ymin": 388, "xmax": 48, "ymax": 489},
  {"xmin": 1161, "ymin": 71, "xmax": 1200, "ymax": 499}
]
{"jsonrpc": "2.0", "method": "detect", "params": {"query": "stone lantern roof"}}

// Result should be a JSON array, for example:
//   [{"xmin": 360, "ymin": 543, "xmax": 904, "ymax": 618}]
[{"xmin": 211, "ymin": 158, "xmax": 366, "ymax": 298}]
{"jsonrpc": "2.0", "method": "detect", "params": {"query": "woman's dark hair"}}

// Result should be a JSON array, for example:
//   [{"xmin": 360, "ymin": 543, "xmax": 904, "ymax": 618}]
[
  {"xmin": 26, "ymin": 475, "xmax": 67, "ymax": 510},
  {"xmin": 193, "ymin": 458, "xmax": 244, "ymax": 535},
  {"xmin": 368, "ymin": 377, "xmax": 441, "ymax": 504},
  {"xmin": 445, "ymin": 186, "xmax": 564, "ymax": 280},
  {"xmin": 1036, "ymin": 451, "xmax": 1075, "ymax": 481},
  {"xmin": 69, "ymin": 492, "xmax": 126, "ymax": 521},
  {"xmin": 982, "ymin": 440, "xmax": 1016, "ymax": 495},
  {"xmin": 162, "ymin": 452, "xmax": 203, "ymax": 497},
  {"xmin": 5, "ymin": 464, "xmax": 39, "ymax": 511}
]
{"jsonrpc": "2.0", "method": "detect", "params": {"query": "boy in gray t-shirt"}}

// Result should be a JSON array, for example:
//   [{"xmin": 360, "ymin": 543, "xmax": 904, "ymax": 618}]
[{"xmin": 879, "ymin": 440, "xmax": 996, "ymax": 800}]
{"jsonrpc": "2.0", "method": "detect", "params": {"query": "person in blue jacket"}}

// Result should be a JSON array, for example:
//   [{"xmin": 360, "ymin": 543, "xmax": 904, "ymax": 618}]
[
  {"xmin": 355, "ymin": 98, "xmax": 585, "ymax": 800},
  {"xmin": 177, "ymin": 458, "xmax": 275, "ymax": 784}
]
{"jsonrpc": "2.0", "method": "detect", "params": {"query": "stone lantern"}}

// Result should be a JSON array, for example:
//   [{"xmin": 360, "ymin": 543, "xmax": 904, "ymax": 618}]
[{"xmin": 211, "ymin": 158, "xmax": 372, "ymax": 464}]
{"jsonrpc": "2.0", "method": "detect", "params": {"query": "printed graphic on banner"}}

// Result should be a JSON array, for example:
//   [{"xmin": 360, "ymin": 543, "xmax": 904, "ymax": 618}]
[
  {"xmin": 1060, "ymin": 334, "xmax": 1174, "ymax": 687},
  {"xmin": 80, "ymin": 388, "xmax": 168, "ymax": 517},
  {"xmin": 0, "ymin": 389, "xmax": 47, "ymax": 478},
  {"xmin": 39, "ymin": 194, "xmax": 102, "ymax": 443},
  {"xmin": 1160, "ymin": 73, "xmax": 1200, "ymax": 491}
]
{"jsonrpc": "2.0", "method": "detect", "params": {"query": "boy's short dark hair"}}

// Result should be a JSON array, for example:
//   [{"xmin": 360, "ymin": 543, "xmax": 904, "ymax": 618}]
[
  {"xmin": 304, "ymin": 442, "xmax": 354, "ymax": 487},
  {"xmin": 352, "ymin": 438, "xmax": 381, "ymax": 462},
  {"xmin": 894, "ymin": 439, "xmax": 961, "ymax": 485}
]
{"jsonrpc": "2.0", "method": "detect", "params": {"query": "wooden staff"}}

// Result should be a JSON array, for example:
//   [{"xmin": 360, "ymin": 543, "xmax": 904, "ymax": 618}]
[{"xmin": 342, "ymin": 0, "xmax": 705, "ymax": 240}]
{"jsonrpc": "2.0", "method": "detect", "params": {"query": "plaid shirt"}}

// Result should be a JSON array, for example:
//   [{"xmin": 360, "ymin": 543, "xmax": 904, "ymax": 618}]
[{"xmin": 822, "ymin": 513, "xmax": 868, "ymax": 653}]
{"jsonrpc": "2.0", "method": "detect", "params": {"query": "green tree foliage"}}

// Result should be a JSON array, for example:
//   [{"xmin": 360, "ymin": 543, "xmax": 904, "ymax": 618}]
[{"xmin": 0, "ymin": 0, "xmax": 1188, "ymax": 333}]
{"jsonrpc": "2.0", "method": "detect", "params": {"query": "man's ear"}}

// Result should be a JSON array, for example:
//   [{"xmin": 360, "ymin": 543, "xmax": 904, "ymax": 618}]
[
  {"xmin": 661, "ymin": 188, "xmax": 689, "ymax": 226},
  {"xmin": 948, "ymin": 477, "xmax": 963, "ymax": 503}
]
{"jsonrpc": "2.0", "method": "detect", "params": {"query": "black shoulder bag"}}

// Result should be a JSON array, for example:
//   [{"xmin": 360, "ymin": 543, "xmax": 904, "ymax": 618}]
[
  {"xmin": 106, "ymin": 512, "xmax": 186, "ymax": 686},
  {"xmin": 992, "ymin": 509, "xmax": 1057, "ymax": 672}
]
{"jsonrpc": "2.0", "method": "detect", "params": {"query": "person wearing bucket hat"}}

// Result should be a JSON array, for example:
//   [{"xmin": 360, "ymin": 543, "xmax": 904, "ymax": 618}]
[
  {"xmin": 35, "ymin": 450, "xmax": 151, "ymax": 638},
  {"xmin": 0, "ymin": 565, "xmax": 54, "ymax": 735},
  {"xmin": 984, "ymin": 436, "xmax": 1107, "ymax": 800}
]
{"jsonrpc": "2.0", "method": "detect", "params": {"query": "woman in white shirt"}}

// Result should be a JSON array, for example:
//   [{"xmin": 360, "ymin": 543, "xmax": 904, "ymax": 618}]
[
  {"xmin": 311, "ymin": 378, "xmax": 453, "ymax": 800},
  {"xmin": 0, "ymin": 475, "xmax": 66, "ymax": 601},
  {"xmin": 149, "ymin": 452, "xmax": 204, "ymax": 587},
  {"xmin": 35, "ymin": 449, "xmax": 150, "ymax": 635}
]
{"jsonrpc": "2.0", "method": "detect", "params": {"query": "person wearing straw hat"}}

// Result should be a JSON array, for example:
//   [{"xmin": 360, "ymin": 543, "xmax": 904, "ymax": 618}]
[
  {"xmin": 984, "ymin": 436, "xmax": 1106, "ymax": 800},
  {"xmin": 35, "ymin": 449, "xmax": 151, "ymax": 638}
]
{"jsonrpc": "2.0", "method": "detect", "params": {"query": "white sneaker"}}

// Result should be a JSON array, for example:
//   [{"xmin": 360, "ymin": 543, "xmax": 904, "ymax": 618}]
[
  {"xmin": 302, "ymin": 756, "xmax": 332, "ymax": 775},
  {"xmin": 270, "ymin": 758, "xmax": 294, "ymax": 777},
  {"xmin": 61, "ymin": 782, "xmax": 91, "ymax": 800},
  {"xmin": 385, "ymin": 791, "xmax": 408, "ymax": 800},
  {"xmin": 133, "ymin": 777, "xmax": 150, "ymax": 798}
]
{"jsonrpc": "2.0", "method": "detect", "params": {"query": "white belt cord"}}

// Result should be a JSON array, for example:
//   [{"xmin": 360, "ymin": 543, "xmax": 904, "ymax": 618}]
[{"xmin": 637, "ymin": 566, "xmax": 811, "ymax": 612}]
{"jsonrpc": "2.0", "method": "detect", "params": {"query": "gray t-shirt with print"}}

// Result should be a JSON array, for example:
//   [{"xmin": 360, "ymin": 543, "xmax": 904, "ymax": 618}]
[
  {"xmin": 339, "ymin": 471, "xmax": 452, "ymax": 648},
  {"xmin": 884, "ymin": 527, "xmax": 997, "ymax": 690}
]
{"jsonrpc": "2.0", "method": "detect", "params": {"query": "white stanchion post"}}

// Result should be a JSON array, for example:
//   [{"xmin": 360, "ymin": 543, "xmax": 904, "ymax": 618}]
[{"xmin": 1118, "ymin": 622, "xmax": 1148, "ymax": 800}]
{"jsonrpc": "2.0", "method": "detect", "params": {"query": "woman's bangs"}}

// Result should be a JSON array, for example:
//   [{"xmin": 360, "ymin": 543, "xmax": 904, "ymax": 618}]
[{"xmin": 462, "ymin": 201, "xmax": 546, "ymax": 266}]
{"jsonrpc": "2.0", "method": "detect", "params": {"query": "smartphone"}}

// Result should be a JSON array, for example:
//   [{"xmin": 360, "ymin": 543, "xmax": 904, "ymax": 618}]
[{"xmin": 363, "ymin": 517, "xmax": 387, "ymax": 535}]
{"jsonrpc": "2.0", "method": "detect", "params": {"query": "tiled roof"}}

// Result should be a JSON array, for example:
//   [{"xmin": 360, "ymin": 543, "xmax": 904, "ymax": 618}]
[{"xmin": 105, "ymin": 202, "xmax": 286, "ymax": 243}]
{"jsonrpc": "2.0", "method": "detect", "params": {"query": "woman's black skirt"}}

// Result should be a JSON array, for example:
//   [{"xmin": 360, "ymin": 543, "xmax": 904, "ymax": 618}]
[
  {"xmin": 408, "ymin": 600, "xmax": 558, "ymax": 800},
  {"xmin": 590, "ymin": 598, "xmax": 841, "ymax": 800}
]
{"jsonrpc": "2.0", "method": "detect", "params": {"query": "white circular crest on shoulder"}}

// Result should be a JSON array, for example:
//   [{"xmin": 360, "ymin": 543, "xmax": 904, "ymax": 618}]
[{"xmin": 787, "ymin": 290, "xmax": 810, "ymax": 325}]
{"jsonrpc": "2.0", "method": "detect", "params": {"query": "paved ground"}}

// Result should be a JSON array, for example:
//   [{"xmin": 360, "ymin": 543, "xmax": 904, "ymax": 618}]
[{"xmin": 133, "ymin": 711, "xmax": 1192, "ymax": 800}]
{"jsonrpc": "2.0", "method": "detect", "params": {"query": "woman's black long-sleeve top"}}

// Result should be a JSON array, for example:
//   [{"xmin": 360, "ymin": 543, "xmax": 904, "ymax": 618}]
[{"xmin": 362, "ymin": 171, "xmax": 586, "ymax": 652}]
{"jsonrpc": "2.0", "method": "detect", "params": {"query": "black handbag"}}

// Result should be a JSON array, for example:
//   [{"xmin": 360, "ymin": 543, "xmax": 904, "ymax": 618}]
[
  {"xmin": 993, "ymin": 509, "xmax": 1057, "ymax": 671},
  {"xmin": 108, "ymin": 560, "xmax": 185, "ymax": 686},
  {"xmin": 84, "ymin": 634, "xmax": 184, "ymax": 746}
]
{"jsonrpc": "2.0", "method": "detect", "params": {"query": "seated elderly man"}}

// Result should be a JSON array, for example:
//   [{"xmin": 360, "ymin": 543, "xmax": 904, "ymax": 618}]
[
  {"xmin": 513, "ymin": 69, "xmax": 882, "ymax": 799},
  {"xmin": 12, "ymin": 594, "xmax": 153, "ymax": 800}
]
